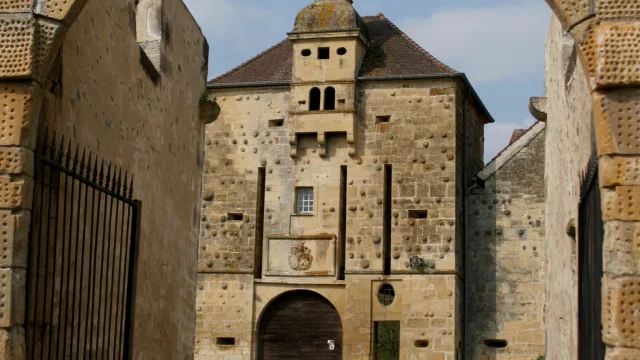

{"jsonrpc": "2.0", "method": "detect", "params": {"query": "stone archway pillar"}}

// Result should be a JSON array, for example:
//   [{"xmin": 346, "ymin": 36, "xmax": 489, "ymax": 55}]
[
  {"xmin": 0, "ymin": 0, "xmax": 87, "ymax": 357},
  {"xmin": 544, "ymin": 0, "xmax": 640, "ymax": 358}
]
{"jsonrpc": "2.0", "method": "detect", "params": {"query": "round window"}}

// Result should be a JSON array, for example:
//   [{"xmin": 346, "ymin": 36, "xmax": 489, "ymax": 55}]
[
  {"xmin": 377, "ymin": 283, "xmax": 395, "ymax": 306},
  {"xmin": 301, "ymin": 49, "xmax": 312, "ymax": 57},
  {"xmin": 337, "ymin": 47, "xmax": 347, "ymax": 55}
]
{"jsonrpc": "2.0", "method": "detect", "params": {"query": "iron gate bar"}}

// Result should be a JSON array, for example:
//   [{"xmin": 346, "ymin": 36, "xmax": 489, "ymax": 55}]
[
  {"xmin": 87, "ymin": 159, "xmax": 104, "ymax": 358},
  {"xmin": 118, "ymin": 192, "xmax": 134, "ymax": 359},
  {"xmin": 73, "ymin": 150, "xmax": 89, "ymax": 360},
  {"xmin": 577, "ymin": 152, "xmax": 605, "ymax": 360},
  {"xmin": 123, "ymin": 199, "xmax": 141, "ymax": 360},
  {"xmin": 113, "ymin": 175, "xmax": 128, "ymax": 360},
  {"xmin": 25, "ymin": 132, "xmax": 140, "ymax": 360}
]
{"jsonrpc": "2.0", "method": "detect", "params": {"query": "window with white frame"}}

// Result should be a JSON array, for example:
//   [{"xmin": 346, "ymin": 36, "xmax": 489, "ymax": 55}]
[{"xmin": 296, "ymin": 188, "xmax": 314, "ymax": 214}]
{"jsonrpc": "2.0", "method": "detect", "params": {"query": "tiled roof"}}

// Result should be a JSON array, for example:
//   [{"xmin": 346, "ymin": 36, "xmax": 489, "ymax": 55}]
[
  {"xmin": 209, "ymin": 40, "xmax": 293, "ymax": 86},
  {"xmin": 358, "ymin": 14, "xmax": 456, "ymax": 77},
  {"xmin": 478, "ymin": 121, "xmax": 545, "ymax": 181},
  {"xmin": 509, "ymin": 129, "xmax": 528, "ymax": 145},
  {"xmin": 209, "ymin": 14, "xmax": 455, "ymax": 86}
]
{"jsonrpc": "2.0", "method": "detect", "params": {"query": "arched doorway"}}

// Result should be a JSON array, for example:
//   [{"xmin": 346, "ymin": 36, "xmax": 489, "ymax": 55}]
[{"xmin": 258, "ymin": 291, "xmax": 343, "ymax": 360}]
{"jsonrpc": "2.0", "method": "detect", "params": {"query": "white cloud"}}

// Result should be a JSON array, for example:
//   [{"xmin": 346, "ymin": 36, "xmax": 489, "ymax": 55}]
[
  {"xmin": 401, "ymin": 3, "xmax": 550, "ymax": 85},
  {"xmin": 484, "ymin": 117, "xmax": 537, "ymax": 161}
]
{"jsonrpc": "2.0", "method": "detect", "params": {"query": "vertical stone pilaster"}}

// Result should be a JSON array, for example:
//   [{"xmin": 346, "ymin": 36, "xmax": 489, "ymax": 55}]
[
  {"xmin": 544, "ymin": 0, "xmax": 640, "ymax": 357},
  {"xmin": 0, "ymin": 1, "xmax": 88, "ymax": 359}
]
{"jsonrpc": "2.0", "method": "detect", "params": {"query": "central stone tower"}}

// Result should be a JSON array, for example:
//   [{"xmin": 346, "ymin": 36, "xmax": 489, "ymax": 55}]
[
  {"xmin": 288, "ymin": 0, "xmax": 369, "ymax": 157},
  {"xmin": 196, "ymin": 0, "xmax": 496, "ymax": 359}
]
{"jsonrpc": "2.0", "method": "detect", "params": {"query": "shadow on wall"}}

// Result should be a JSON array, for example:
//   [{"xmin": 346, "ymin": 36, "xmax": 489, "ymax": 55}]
[
  {"xmin": 466, "ymin": 129, "xmax": 547, "ymax": 359},
  {"xmin": 467, "ymin": 190, "xmax": 500, "ymax": 360}
]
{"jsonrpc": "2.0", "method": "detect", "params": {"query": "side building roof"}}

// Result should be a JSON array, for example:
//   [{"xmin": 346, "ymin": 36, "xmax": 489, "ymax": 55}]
[
  {"xmin": 208, "ymin": 14, "xmax": 493, "ymax": 123},
  {"xmin": 477, "ymin": 121, "xmax": 546, "ymax": 182}
]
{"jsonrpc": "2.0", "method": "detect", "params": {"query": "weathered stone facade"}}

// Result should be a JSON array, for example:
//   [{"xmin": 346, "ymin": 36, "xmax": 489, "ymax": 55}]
[
  {"xmin": 195, "ymin": 1, "xmax": 497, "ymax": 359},
  {"xmin": 0, "ymin": 0, "xmax": 207, "ymax": 358},
  {"xmin": 542, "ymin": 14, "xmax": 594, "ymax": 360},
  {"xmin": 468, "ymin": 123, "xmax": 546, "ymax": 359},
  {"xmin": 541, "ymin": 0, "xmax": 640, "ymax": 357}
]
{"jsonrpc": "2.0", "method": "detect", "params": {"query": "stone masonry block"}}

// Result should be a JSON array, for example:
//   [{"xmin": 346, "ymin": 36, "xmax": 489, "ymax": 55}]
[
  {"xmin": 603, "ymin": 277, "xmax": 640, "ymax": 348},
  {"xmin": 596, "ymin": 0, "xmax": 640, "ymax": 22},
  {"xmin": 0, "ymin": 268, "xmax": 25, "ymax": 328},
  {"xmin": 0, "ymin": 211, "xmax": 30, "ymax": 268},
  {"xmin": 0, "ymin": 0, "xmax": 33, "ymax": 13},
  {"xmin": 603, "ymin": 186, "xmax": 640, "ymax": 221},
  {"xmin": 545, "ymin": 0, "xmax": 590, "ymax": 28},
  {"xmin": 34, "ymin": 0, "xmax": 87, "ymax": 24},
  {"xmin": 0, "ymin": 327, "xmax": 25, "ymax": 360},
  {"xmin": 0, "ymin": 83, "xmax": 40, "ymax": 147},
  {"xmin": 582, "ymin": 23, "xmax": 640, "ymax": 89},
  {"xmin": 606, "ymin": 347, "xmax": 640, "ymax": 360},
  {"xmin": 604, "ymin": 221, "xmax": 640, "ymax": 277},
  {"xmin": 594, "ymin": 92, "xmax": 621, "ymax": 156},
  {"xmin": 0, "ymin": 14, "xmax": 35, "ymax": 78},
  {"xmin": 0, "ymin": 15, "xmax": 65, "ymax": 82},
  {"xmin": 594, "ymin": 89, "xmax": 640, "ymax": 155},
  {"xmin": 34, "ymin": 17, "xmax": 66, "ymax": 82},
  {"xmin": 601, "ymin": 156, "xmax": 640, "ymax": 187},
  {"xmin": 0, "ymin": 147, "xmax": 33, "ymax": 175},
  {"xmin": 0, "ymin": 176, "xmax": 31, "ymax": 210}
]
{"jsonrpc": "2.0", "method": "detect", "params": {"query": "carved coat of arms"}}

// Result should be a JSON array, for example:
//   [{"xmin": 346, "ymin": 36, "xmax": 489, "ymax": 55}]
[{"xmin": 289, "ymin": 241, "xmax": 314, "ymax": 271}]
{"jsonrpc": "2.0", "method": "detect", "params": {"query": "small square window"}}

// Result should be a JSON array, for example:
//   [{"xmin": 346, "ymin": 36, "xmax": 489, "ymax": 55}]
[
  {"xmin": 216, "ymin": 337, "xmax": 235, "ymax": 346},
  {"xmin": 408, "ymin": 210, "xmax": 428, "ymax": 219},
  {"xmin": 376, "ymin": 115, "xmax": 391, "ymax": 124},
  {"xmin": 296, "ymin": 188, "xmax": 314, "ymax": 214},
  {"xmin": 318, "ymin": 47, "xmax": 330, "ymax": 60},
  {"xmin": 269, "ymin": 119, "xmax": 284, "ymax": 127},
  {"xmin": 227, "ymin": 213, "xmax": 243, "ymax": 221}
]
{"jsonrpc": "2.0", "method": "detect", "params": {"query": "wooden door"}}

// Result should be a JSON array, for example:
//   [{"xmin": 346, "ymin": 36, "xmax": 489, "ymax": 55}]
[{"xmin": 258, "ymin": 291, "xmax": 342, "ymax": 360}]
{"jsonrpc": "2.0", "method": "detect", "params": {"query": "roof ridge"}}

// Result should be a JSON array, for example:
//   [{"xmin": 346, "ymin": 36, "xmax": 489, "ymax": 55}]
[
  {"xmin": 477, "ymin": 121, "xmax": 545, "ymax": 181},
  {"xmin": 372, "ymin": 13, "xmax": 457, "ymax": 74},
  {"xmin": 209, "ymin": 38, "xmax": 290, "ymax": 84}
]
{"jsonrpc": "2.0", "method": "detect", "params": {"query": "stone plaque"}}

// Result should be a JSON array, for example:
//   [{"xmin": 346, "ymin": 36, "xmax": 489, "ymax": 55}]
[{"xmin": 266, "ymin": 234, "xmax": 336, "ymax": 276}]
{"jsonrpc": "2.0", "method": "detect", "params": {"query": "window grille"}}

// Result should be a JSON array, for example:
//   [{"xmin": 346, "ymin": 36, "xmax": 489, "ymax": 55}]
[{"xmin": 296, "ymin": 188, "xmax": 314, "ymax": 214}]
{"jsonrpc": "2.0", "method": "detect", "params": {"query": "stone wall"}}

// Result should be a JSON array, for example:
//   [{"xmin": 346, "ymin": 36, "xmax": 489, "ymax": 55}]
[
  {"xmin": 468, "ymin": 128, "xmax": 546, "ymax": 359},
  {"xmin": 543, "ymin": 14, "xmax": 594, "ymax": 360},
  {"xmin": 39, "ymin": 0, "xmax": 208, "ymax": 358},
  {"xmin": 196, "ymin": 78, "xmax": 488, "ymax": 359}
]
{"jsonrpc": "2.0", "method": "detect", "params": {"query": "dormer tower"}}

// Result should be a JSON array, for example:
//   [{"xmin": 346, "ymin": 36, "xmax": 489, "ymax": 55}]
[{"xmin": 288, "ymin": 0, "xmax": 369, "ymax": 157}]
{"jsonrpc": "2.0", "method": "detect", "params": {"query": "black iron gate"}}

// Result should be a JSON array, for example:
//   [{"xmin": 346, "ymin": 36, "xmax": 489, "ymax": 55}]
[
  {"xmin": 577, "ymin": 155, "xmax": 605, "ymax": 360},
  {"xmin": 25, "ymin": 133, "xmax": 141, "ymax": 360}
]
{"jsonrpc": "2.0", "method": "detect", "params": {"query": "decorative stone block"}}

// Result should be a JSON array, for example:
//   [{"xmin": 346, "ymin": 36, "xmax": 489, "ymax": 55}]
[
  {"xmin": 0, "ymin": 15, "xmax": 65, "ymax": 82},
  {"xmin": 0, "ymin": 211, "xmax": 30, "ymax": 268},
  {"xmin": 545, "ymin": 0, "xmax": 590, "ymax": 28},
  {"xmin": 0, "ymin": 0, "xmax": 33, "ymax": 13},
  {"xmin": 596, "ymin": 0, "xmax": 640, "ymax": 22},
  {"xmin": 606, "ymin": 347, "xmax": 640, "ymax": 360},
  {"xmin": 0, "ymin": 327, "xmax": 25, "ymax": 360},
  {"xmin": 0, "ymin": 15, "xmax": 35, "ymax": 78},
  {"xmin": 604, "ymin": 221, "xmax": 640, "ymax": 277},
  {"xmin": 0, "ymin": 83, "xmax": 40, "ymax": 147},
  {"xmin": 34, "ymin": 0, "xmax": 87, "ymax": 24},
  {"xmin": 34, "ymin": 17, "xmax": 65, "ymax": 81},
  {"xmin": 603, "ymin": 186, "xmax": 640, "ymax": 221},
  {"xmin": 600, "ymin": 156, "xmax": 640, "ymax": 187},
  {"xmin": 583, "ymin": 23, "xmax": 640, "ymax": 88},
  {"xmin": 0, "ymin": 176, "xmax": 31, "ymax": 209},
  {"xmin": 0, "ymin": 268, "xmax": 25, "ymax": 328},
  {"xmin": 593, "ymin": 89, "xmax": 640, "ymax": 155},
  {"xmin": 0, "ymin": 147, "xmax": 33, "ymax": 175},
  {"xmin": 603, "ymin": 277, "xmax": 640, "ymax": 348}
]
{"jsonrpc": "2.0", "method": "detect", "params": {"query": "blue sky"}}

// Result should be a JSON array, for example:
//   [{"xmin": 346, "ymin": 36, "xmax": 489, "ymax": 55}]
[{"xmin": 183, "ymin": 0, "xmax": 551, "ymax": 161}]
